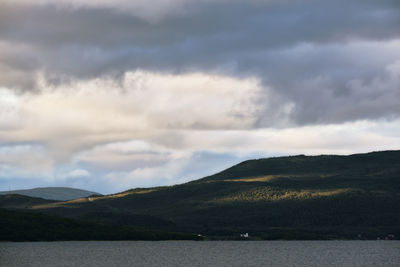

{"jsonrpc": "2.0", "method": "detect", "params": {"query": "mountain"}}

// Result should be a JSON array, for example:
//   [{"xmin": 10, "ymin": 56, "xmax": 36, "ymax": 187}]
[
  {"xmin": 1, "ymin": 150, "xmax": 400, "ymax": 240},
  {"xmin": 0, "ymin": 187, "xmax": 101, "ymax": 201}
]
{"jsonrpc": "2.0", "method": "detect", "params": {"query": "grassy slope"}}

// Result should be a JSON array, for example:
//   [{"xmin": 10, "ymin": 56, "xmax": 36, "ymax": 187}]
[{"xmin": 2, "ymin": 150, "xmax": 400, "ymax": 239}]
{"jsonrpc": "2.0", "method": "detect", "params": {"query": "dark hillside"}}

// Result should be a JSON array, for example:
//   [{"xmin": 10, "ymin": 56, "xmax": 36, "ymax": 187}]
[
  {"xmin": 0, "ymin": 208, "xmax": 200, "ymax": 241},
  {"xmin": 0, "ymin": 194, "xmax": 57, "ymax": 209}
]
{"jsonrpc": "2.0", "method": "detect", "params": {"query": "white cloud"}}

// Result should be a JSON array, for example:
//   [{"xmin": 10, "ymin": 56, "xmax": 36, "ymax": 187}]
[
  {"xmin": 105, "ymin": 159, "xmax": 188, "ymax": 190},
  {"xmin": 0, "ymin": 88, "xmax": 21, "ymax": 130},
  {"xmin": 0, "ymin": 71, "xmax": 262, "ymax": 161},
  {"xmin": 62, "ymin": 169, "xmax": 90, "ymax": 178},
  {"xmin": 0, "ymin": 144, "xmax": 53, "ymax": 176}
]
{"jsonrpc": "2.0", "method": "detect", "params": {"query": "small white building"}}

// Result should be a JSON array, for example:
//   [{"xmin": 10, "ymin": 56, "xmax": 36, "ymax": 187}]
[{"xmin": 240, "ymin": 233, "xmax": 249, "ymax": 238}]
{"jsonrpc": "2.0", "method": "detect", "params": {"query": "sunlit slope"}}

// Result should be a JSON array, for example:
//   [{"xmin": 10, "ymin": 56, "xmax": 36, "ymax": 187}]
[{"xmin": 8, "ymin": 150, "xmax": 400, "ymax": 239}]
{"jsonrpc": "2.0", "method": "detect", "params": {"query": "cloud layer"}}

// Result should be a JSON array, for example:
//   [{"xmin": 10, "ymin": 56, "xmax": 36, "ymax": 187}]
[{"xmin": 0, "ymin": 0, "xmax": 399, "ymax": 193}]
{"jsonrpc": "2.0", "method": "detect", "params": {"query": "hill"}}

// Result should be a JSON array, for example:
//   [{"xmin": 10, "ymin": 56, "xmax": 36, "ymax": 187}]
[
  {"xmin": 1, "ymin": 150, "xmax": 400, "ymax": 240},
  {"xmin": 0, "ymin": 194, "xmax": 57, "ymax": 209},
  {"xmin": 0, "ymin": 187, "xmax": 101, "ymax": 201}
]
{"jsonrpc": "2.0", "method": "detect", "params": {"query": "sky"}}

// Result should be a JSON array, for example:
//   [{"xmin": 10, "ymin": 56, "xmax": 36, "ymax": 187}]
[{"xmin": 0, "ymin": 0, "xmax": 400, "ymax": 194}]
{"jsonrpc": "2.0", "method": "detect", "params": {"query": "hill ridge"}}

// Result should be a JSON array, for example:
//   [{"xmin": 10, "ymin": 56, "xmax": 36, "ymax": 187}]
[{"xmin": 0, "ymin": 187, "xmax": 101, "ymax": 201}]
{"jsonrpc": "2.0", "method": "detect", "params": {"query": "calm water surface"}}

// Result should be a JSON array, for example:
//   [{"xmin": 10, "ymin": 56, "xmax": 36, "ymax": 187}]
[{"xmin": 1, "ymin": 241, "xmax": 399, "ymax": 267}]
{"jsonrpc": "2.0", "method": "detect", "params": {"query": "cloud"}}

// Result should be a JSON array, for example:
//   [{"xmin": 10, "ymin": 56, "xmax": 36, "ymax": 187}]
[
  {"xmin": 1, "ymin": 0, "xmax": 284, "ymax": 22},
  {"xmin": 0, "ymin": 71, "xmax": 262, "ymax": 162},
  {"xmin": 61, "ymin": 169, "xmax": 90, "ymax": 178},
  {"xmin": 1, "ymin": 0, "xmax": 399, "ymax": 125},
  {"xmin": 254, "ymin": 40, "xmax": 400, "ymax": 125},
  {"xmin": 1, "ymin": 0, "xmax": 400, "ymax": 193},
  {"xmin": 0, "ymin": 144, "xmax": 53, "ymax": 175}
]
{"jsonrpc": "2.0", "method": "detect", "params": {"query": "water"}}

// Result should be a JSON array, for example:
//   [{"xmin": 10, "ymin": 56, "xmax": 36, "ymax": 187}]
[{"xmin": 1, "ymin": 241, "xmax": 399, "ymax": 267}]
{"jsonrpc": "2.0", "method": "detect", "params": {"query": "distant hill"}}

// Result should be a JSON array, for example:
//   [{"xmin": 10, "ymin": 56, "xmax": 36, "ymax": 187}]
[
  {"xmin": 1, "ymin": 150, "xmax": 399, "ymax": 240},
  {"xmin": 0, "ymin": 187, "xmax": 101, "ymax": 201}
]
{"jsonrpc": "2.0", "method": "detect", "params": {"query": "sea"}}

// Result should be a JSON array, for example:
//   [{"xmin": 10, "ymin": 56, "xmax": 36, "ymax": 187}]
[{"xmin": 1, "ymin": 240, "xmax": 399, "ymax": 266}]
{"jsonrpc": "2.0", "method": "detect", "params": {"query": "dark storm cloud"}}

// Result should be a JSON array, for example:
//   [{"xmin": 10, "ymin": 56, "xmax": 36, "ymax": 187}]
[{"xmin": 0, "ymin": 0, "xmax": 399, "ymax": 125}]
